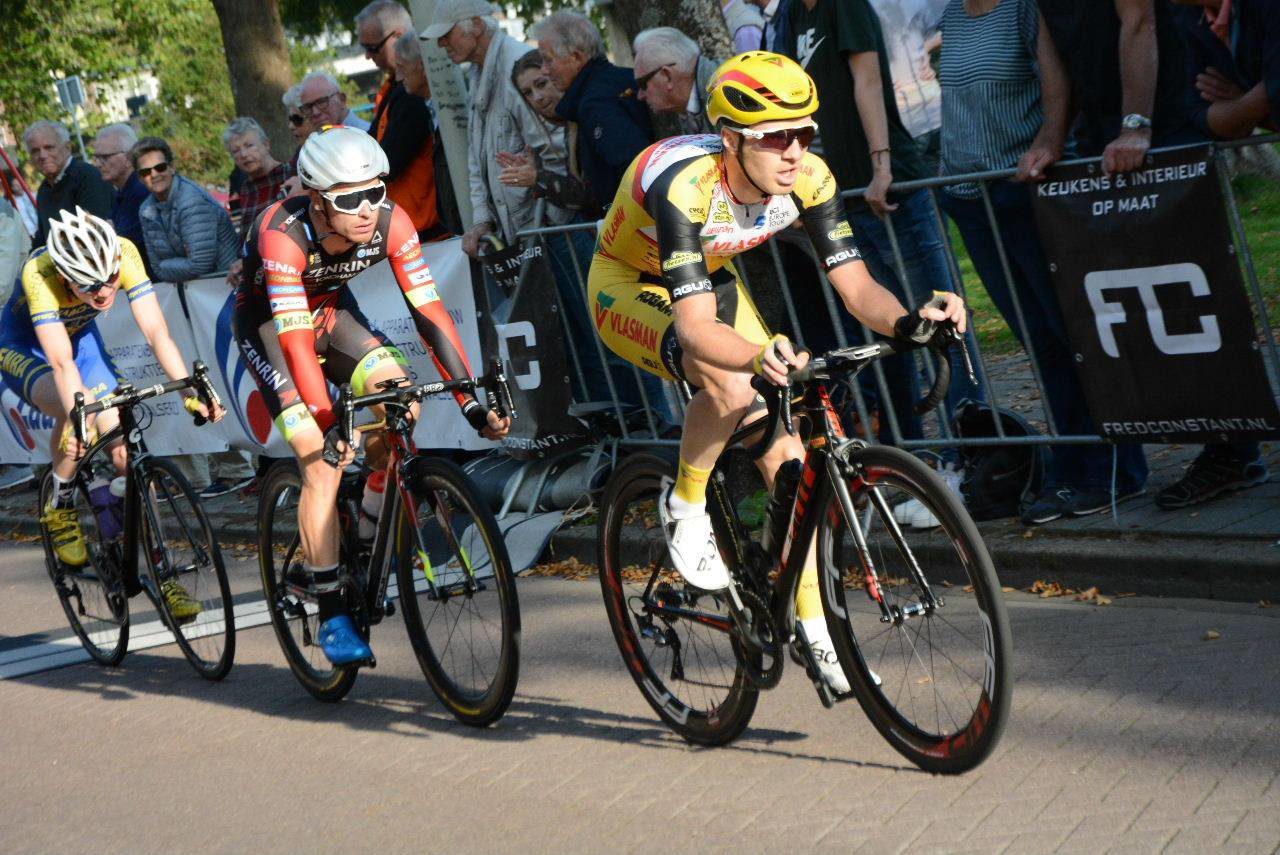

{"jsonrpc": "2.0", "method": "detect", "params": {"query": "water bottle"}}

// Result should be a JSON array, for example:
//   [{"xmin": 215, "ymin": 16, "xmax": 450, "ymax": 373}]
[
  {"xmin": 88, "ymin": 476, "xmax": 124, "ymax": 541},
  {"xmin": 761, "ymin": 458, "xmax": 803, "ymax": 555}
]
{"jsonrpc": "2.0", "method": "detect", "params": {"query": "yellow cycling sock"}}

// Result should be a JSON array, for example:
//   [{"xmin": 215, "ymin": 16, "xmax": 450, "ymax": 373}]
[
  {"xmin": 669, "ymin": 458, "xmax": 712, "ymax": 517},
  {"xmin": 796, "ymin": 562, "xmax": 823, "ymax": 621}
]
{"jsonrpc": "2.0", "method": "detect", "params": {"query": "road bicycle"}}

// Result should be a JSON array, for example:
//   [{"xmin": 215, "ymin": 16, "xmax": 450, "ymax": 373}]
[
  {"xmin": 257, "ymin": 362, "xmax": 521, "ymax": 726},
  {"xmin": 42, "ymin": 363, "xmax": 235, "ymax": 680},
  {"xmin": 597, "ymin": 332, "xmax": 1013, "ymax": 773}
]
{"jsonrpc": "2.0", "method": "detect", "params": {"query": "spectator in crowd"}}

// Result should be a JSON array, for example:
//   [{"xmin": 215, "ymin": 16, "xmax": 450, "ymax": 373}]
[
  {"xmin": 632, "ymin": 28, "xmax": 721, "ymax": 135},
  {"xmin": 421, "ymin": 0, "xmax": 548, "ymax": 256},
  {"xmin": 90, "ymin": 123, "xmax": 152, "ymax": 277},
  {"xmin": 531, "ymin": 9, "xmax": 654, "ymax": 210},
  {"xmin": 1155, "ymin": 0, "xmax": 1277, "ymax": 508},
  {"xmin": 783, "ymin": 0, "xmax": 985, "ymax": 521},
  {"xmin": 746, "ymin": 0, "xmax": 794, "ymax": 52},
  {"xmin": 933, "ymin": 0, "xmax": 1124, "ymax": 525},
  {"xmin": 223, "ymin": 117, "xmax": 291, "ymax": 240},
  {"xmin": 358, "ymin": 0, "xmax": 450, "ymax": 241},
  {"xmin": 392, "ymin": 32, "xmax": 464, "ymax": 235},
  {"xmin": 0, "ymin": 193, "xmax": 34, "ymax": 492},
  {"xmin": 280, "ymin": 85, "xmax": 312, "ymax": 199},
  {"xmin": 722, "ymin": 0, "xmax": 767, "ymax": 53},
  {"xmin": 501, "ymin": 49, "xmax": 673, "ymax": 414},
  {"xmin": 132, "ymin": 135, "xmax": 254, "ymax": 497},
  {"xmin": 298, "ymin": 71, "xmax": 370, "ymax": 132},
  {"xmin": 24, "ymin": 120, "xmax": 113, "ymax": 246},
  {"xmin": 1037, "ymin": 0, "xmax": 1264, "ymax": 511},
  {"xmin": 0, "ymin": 155, "xmax": 38, "ymax": 238}
]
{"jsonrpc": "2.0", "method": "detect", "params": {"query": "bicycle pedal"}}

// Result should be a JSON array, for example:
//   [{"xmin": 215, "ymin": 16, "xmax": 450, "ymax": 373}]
[{"xmin": 814, "ymin": 679, "xmax": 835, "ymax": 709}]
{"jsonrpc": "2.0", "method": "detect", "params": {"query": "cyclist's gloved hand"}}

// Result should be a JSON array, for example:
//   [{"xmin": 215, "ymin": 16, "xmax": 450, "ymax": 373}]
[
  {"xmin": 894, "ymin": 292, "xmax": 952, "ymax": 345},
  {"xmin": 751, "ymin": 334, "xmax": 807, "ymax": 387},
  {"xmin": 463, "ymin": 399, "xmax": 510, "ymax": 440},
  {"xmin": 321, "ymin": 423, "xmax": 355, "ymax": 468}
]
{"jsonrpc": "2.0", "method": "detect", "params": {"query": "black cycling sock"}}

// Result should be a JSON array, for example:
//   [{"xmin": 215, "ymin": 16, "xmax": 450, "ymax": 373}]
[
  {"xmin": 309, "ymin": 564, "xmax": 345, "ymax": 622},
  {"xmin": 50, "ymin": 475, "xmax": 75, "ymax": 509}
]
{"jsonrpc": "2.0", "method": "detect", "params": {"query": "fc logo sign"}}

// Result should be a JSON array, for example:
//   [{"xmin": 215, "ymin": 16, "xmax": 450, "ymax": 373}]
[{"xmin": 1084, "ymin": 263, "xmax": 1221, "ymax": 358}]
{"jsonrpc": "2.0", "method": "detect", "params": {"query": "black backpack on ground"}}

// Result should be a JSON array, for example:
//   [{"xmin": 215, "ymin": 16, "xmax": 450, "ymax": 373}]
[{"xmin": 952, "ymin": 401, "xmax": 1051, "ymax": 521}]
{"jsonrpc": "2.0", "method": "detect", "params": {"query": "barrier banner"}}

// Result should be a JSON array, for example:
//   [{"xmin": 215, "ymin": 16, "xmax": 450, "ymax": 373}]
[
  {"xmin": 476, "ymin": 255, "xmax": 588, "ymax": 460},
  {"xmin": 187, "ymin": 237, "xmax": 490, "ymax": 456},
  {"xmin": 1033, "ymin": 144, "xmax": 1280, "ymax": 444},
  {"xmin": 0, "ymin": 284, "xmax": 223, "ymax": 464}
]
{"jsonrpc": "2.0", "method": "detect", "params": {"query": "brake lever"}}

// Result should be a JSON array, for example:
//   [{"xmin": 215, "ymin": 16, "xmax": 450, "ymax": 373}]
[
  {"xmin": 489, "ymin": 357, "xmax": 516, "ymax": 421},
  {"xmin": 191, "ymin": 361, "xmax": 223, "ymax": 426},
  {"xmin": 72, "ymin": 392, "xmax": 88, "ymax": 453}
]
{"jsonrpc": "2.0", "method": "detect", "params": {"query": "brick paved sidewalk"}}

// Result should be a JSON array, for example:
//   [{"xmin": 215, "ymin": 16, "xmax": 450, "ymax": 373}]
[{"xmin": 1, "ymin": 552, "xmax": 1277, "ymax": 855}]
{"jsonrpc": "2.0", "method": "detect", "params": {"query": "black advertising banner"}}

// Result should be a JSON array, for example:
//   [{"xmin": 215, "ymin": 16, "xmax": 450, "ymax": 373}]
[
  {"xmin": 472, "ymin": 255, "xmax": 589, "ymax": 460},
  {"xmin": 1031, "ymin": 144, "xmax": 1280, "ymax": 444}
]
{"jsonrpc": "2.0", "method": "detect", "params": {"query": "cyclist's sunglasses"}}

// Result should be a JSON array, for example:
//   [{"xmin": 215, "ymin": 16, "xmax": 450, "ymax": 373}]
[
  {"xmin": 321, "ymin": 182, "xmax": 387, "ymax": 214},
  {"xmin": 737, "ymin": 125, "xmax": 818, "ymax": 152},
  {"xmin": 73, "ymin": 271, "xmax": 121, "ymax": 295}
]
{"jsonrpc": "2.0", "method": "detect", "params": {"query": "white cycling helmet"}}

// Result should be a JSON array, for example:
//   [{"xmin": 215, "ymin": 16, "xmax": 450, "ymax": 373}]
[
  {"xmin": 296, "ymin": 125, "xmax": 388, "ymax": 191},
  {"xmin": 46, "ymin": 207, "xmax": 121, "ymax": 290}
]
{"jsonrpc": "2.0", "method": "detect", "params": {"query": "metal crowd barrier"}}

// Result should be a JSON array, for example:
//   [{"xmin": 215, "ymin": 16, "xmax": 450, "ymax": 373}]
[{"xmin": 512, "ymin": 135, "xmax": 1280, "ymax": 454}]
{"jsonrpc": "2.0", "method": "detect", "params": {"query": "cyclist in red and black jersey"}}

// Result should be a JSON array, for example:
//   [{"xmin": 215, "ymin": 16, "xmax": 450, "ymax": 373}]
[{"xmin": 234, "ymin": 125, "xmax": 509, "ymax": 666}]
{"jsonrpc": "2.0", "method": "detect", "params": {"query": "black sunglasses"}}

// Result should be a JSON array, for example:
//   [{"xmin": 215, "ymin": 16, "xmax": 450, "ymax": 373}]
[
  {"xmin": 635, "ymin": 63, "xmax": 674, "ymax": 91},
  {"xmin": 137, "ymin": 161, "xmax": 172, "ymax": 179},
  {"xmin": 360, "ymin": 31, "xmax": 396, "ymax": 55},
  {"xmin": 288, "ymin": 113, "xmax": 306, "ymax": 127},
  {"xmin": 321, "ymin": 182, "xmax": 387, "ymax": 214}
]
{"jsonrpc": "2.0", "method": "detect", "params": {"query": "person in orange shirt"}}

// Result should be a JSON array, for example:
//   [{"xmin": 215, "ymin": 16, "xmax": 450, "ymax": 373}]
[{"xmin": 356, "ymin": 0, "xmax": 451, "ymax": 242}]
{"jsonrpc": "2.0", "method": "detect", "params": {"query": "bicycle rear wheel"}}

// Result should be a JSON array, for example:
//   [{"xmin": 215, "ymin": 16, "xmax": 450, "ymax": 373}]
[
  {"xmin": 39, "ymin": 464, "xmax": 130, "ymax": 666},
  {"xmin": 137, "ymin": 458, "xmax": 235, "ymax": 680},
  {"xmin": 597, "ymin": 453, "xmax": 758, "ymax": 746},
  {"xmin": 396, "ymin": 457, "xmax": 520, "ymax": 727},
  {"xmin": 817, "ymin": 444, "xmax": 1012, "ymax": 774},
  {"xmin": 257, "ymin": 462, "xmax": 358, "ymax": 701}
]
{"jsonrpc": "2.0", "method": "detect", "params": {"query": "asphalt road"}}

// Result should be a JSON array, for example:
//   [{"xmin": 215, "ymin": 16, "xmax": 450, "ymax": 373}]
[{"xmin": 1, "ymin": 542, "xmax": 1277, "ymax": 854}]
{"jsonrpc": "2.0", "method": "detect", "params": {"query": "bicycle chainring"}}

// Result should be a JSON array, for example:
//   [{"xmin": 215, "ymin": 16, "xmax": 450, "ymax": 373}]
[{"xmin": 731, "ymin": 586, "xmax": 783, "ymax": 690}]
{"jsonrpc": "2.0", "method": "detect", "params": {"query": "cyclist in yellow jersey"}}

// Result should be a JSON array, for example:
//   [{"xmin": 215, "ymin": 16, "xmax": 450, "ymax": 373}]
[
  {"xmin": 0, "ymin": 208, "xmax": 223, "ymax": 615},
  {"xmin": 587, "ymin": 52, "xmax": 969, "ymax": 691}
]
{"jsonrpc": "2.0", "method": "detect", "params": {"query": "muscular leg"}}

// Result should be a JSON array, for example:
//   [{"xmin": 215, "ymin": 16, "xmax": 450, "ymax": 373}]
[{"xmin": 29, "ymin": 374, "xmax": 125, "ymax": 485}]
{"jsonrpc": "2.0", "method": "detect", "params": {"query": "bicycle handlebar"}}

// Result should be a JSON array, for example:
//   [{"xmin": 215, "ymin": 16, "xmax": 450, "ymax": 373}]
[
  {"xmin": 71, "ymin": 362, "xmax": 222, "ymax": 451},
  {"xmin": 322, "ymin": 358, "xmax": 516, "ymax": 466},
  {"xmin": 744, "ymin": 324, "xmax": 972, "ymax": 460}
]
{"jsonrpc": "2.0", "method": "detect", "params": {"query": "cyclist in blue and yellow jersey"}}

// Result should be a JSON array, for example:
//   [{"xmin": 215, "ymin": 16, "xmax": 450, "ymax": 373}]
[
  {"xmin": 0, "ymin": 208, "xmax": 223, "ymax": 616},
  {"xmin": 587, "ymin": 52, "xmax": 969, "ymax": 690}
]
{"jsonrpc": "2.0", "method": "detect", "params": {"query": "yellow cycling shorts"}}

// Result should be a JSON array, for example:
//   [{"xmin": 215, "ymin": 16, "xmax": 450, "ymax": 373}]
[{"xmin": 587, "ymin": 254, "xmax": 771, "ymax": 382}]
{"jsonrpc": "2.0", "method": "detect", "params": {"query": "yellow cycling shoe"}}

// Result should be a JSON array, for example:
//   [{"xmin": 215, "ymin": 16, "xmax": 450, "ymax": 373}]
[
  {"xmin": 42, "ymin": 507, "xmax": 88, "ymax": 567},
  {"xmin": 161, "ymin": 579, "xmax": 203, "ymax": 623}
]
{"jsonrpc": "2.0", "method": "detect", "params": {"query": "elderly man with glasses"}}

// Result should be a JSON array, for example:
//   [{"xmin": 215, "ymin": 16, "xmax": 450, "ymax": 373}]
[
  {"xmin": 24, "ymin": 120, "xmax": 114, "ymax": 248},
  {"xmin": 633, "ymin": 28, "xmax": 722, "ymax": 135},
  {"xmin": 297, "ymin": 71, "xmax": 370, "ymax": 133},
  {"xmin": 90, "ymin": 123, "xmax": 153, "ymax": 277},
  {"xmin": 357, "ymin": 0, "xmax": 451, "ymax": 241}
]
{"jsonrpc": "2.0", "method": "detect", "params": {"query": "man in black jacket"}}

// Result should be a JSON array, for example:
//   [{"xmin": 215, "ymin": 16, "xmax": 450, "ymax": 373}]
[{"xmin": 24, "ymin": 120, "xmax": 113, "ymax": 247}]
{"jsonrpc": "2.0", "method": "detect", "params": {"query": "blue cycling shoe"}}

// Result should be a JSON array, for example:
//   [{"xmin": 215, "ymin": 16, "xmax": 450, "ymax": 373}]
[{"xmin": 317, "ymin": 614, "xmax": 374, "ymax": 666}]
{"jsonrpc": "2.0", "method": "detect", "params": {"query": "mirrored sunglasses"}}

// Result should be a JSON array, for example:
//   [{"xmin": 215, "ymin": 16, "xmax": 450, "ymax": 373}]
[{"xmin": 737, "ymin": 125, "xmax": 817, "ymax": 153}]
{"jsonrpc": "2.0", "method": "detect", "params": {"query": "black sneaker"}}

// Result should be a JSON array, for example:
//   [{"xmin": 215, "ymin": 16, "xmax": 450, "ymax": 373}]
[
  {"xmin": 1156, "ymin": 453, "xmax": 1268, "ymax": 510},
  {"xmin": 1061, "ymin": 484, "xmax": 1145, "ymax": 518},
  {"xmin": 1020, "ymin": 485, "xmax": 1072, "ymax": 526},
  {"xmin": 199, "ymin": 476, "xmax": 256, "ymax": 499}
]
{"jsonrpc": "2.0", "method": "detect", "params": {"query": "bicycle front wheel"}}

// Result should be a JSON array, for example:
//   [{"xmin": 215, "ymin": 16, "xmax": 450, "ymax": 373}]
[
  {"xmin": 257, "ymin": 462, "xmax": 358, "ymax": 701},
  {"xmin": 137, "ymin": 458, "xmax": 235, "ymax": 680},
  {"xmin": 597, "ymin": 453, "xmax": 758, "ymax": 746},
  {"xmin": 817, "ymin": 444, "xmax": 1012, "ymax": 774},
  {"xmin": 39, "ymin": 465, "xmax": 130, "ymax": 666},
  {"xmin": 395, "ymin": 457, "xmax": 519, "ymax": 727}
]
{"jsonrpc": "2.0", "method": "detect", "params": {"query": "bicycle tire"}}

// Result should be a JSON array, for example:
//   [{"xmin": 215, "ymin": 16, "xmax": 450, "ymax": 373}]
[
  {"xmin": 817, "ymin": 444, "xmax": 1012, "ymax": 774},
  {"xmin": 39, "ymin": 465, "xmax": 130, "ymax": 666},
  {"xmin": 257, "ymin": 461, "xmax": 358, "ymax": 701},
  {"xmin": 597, "ymin": 453, "xmax": 758, "ymax": 746},
  {"xmin": 136, "ymin": 457, "xmax": 235, "ymax": 680},
  {"xmin": 396, "ymin": 457, "xmax": 520, "ymax": 727}
]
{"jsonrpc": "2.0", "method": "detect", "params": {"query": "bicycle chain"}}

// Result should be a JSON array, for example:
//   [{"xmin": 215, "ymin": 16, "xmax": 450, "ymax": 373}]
[{"xmin": 732, "ymin": 586, "xmax": 783, "ymax": 690}]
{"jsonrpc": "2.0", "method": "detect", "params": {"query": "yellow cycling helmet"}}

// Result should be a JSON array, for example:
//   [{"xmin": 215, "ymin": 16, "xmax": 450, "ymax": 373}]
[{"xmin": 706, "ymin": 51, "xmax": 818, "ymax": 128}]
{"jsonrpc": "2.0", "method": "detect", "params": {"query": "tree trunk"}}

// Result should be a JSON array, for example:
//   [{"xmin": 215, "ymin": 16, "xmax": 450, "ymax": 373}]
[
  {"xmin": 608, "ymin": 0, "xmax": 733, "ymax": 62},
  {"xmin": 210, "ymin": 0, "xmax": 294, "ymax": 159}
]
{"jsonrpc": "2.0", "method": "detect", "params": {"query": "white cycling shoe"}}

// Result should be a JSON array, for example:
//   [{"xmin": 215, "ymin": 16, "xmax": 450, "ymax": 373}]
[
  {"xmin": 658, "ymin": 483, "xmax": 731, "ymax": 591},
  {"xmin": 800, "ymin": 618, "xmax": 851, "ymax": 693}
]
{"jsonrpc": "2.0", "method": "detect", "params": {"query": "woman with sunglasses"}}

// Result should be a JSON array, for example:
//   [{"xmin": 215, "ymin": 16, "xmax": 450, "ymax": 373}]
[
  {"xmin": 233, "ymin": 125, "xmax": 509, "ymax": 667},
  {"xmin": 0, "ymin": 207, "xmax": 224, "ymax": 613},
  {"xmin": 587, "ymin": 51, "xmax": 969, "ymax": 693}
]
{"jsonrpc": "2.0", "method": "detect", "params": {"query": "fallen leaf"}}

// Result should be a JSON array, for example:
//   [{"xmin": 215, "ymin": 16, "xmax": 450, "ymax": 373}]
[
  {"xmin": 940, "ymin": 579, "xmax": 953, "ymax": 588},
  {"xmin": 1203, "ymin": 629, "xmax": 1221, "ymax": 641},
  {"xmin": 1115, "ymin": 592, "xmax": 1137, "ymax": 599},
  {"xmin": 963, "ymin": 584, "xmax": 974, "ymax": 593},
  {"xmin": 1259, "ymin": 600, "xmax": 1273, "ymax": 609},
  {"xmin": 1001, "ymin": 586, "xmax": 1015, "ymax": 593},
  {"xmin": 1021, "ymin": 529, "xmax": 1034, "ymax": 539}
]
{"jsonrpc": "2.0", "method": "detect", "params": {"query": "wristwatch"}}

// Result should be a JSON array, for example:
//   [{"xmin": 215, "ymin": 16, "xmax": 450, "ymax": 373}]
[{"xmin": 1121, "ymin": 113, "xmax": 1153, "ymax": 131}]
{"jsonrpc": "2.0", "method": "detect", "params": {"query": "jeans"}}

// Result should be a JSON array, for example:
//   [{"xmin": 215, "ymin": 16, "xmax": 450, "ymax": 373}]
[
  {"xmin": 940, "ymin": 182, "xmax": 1146, "ymax": 491},
  {"xmin": 544, "ymin": 228, "xmax": 672, "ymax": 424},
  {"xmin": 845, "ymin": 188, "xmax": 987, "ymax": 461}
]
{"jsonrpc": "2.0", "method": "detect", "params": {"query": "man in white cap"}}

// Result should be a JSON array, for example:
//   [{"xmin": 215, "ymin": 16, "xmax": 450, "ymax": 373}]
[{"xmin": 422, "ymin": 0, "xmax": 557, "ymax": 258}]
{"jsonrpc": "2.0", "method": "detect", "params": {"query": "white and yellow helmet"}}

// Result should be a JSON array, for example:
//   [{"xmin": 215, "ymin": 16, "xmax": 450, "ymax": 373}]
[{"xmin": 46, "ymin": 207, "xmax": 121, "ymax": 289}]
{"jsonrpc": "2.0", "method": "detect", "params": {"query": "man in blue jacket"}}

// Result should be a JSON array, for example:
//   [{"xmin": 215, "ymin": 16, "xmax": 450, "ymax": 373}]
[{"xmin": 532, "ymin": 8, "xmax": 653, "ymax": 210}]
